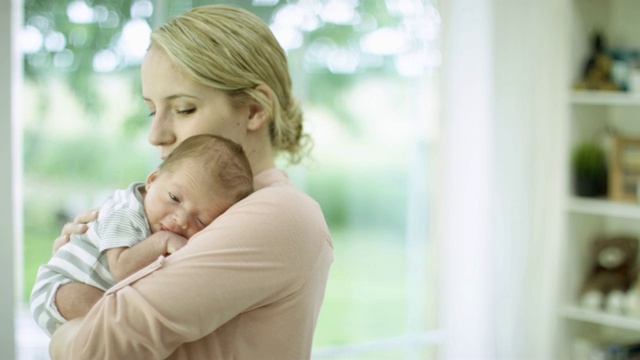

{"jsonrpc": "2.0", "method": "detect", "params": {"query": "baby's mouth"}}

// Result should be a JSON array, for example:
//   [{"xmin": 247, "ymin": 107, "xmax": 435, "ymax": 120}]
[{"xmin": 159, "ymin": 223, "xmax": 183, "ymax": 237}]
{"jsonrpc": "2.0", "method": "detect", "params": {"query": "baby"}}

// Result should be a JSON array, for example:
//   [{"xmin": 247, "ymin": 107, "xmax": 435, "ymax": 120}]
[{"xmin": 30, "ymin": 134, "xmax": 253, "ymax": 336}]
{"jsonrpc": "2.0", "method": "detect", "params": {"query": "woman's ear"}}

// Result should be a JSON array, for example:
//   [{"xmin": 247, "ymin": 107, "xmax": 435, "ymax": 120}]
[
  {"xmin": 145, "ymin": 169, "xmax": 159, "ymax": 190},
  {"xmin": 247, "ymin": 84, "xmax": 272, "ymax": 131}
]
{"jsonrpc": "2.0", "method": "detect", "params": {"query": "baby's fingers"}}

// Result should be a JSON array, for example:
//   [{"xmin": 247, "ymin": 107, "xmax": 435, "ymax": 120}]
[{"xmin": 165, "ymin": 235, "xmax": 188, "ymax": 255}]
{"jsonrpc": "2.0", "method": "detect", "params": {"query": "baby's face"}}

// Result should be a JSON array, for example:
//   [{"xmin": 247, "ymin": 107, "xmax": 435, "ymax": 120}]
[{"xmin": 143, "ymin": 162, "xmax": 230, "ymax": 239}]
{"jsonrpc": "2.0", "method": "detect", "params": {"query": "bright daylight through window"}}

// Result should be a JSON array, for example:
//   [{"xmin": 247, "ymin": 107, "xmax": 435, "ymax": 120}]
[{"xmin": 17, "ymin": 0, "xmax": 440, "ymax": 358}]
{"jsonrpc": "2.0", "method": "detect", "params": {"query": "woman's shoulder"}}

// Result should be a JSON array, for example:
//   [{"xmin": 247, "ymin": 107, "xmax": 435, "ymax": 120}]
[
  {"xmin": 220, "ymin": 169, "xmax": 330, "ymax": 242},
  {"xmin": 241, "ymin": 179, "xmax": 323, "ymax": 223},
  {"xmin": 190, "ymin": 169, "xmax": 332, "ymax": 275},
  {"xmin": 249, "ymin": 168, "xmax": 320, "ymax": 208}
]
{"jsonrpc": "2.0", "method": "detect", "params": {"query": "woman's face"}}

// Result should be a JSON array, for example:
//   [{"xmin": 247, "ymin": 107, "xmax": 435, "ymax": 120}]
[{"xmin": 141, "ymin": 46, "xmax": 250, "ymax": 160}]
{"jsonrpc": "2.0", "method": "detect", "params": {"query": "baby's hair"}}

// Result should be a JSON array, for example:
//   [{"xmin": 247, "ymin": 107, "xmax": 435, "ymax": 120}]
[{"xmin": 159, "ymin": 134, "xmax": 253, "ymax": 202}]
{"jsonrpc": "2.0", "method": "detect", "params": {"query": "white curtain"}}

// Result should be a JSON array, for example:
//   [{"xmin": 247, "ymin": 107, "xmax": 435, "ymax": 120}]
[{"xmin": 439, "ymin": 0, "xmax": 567, "ymax": 358}]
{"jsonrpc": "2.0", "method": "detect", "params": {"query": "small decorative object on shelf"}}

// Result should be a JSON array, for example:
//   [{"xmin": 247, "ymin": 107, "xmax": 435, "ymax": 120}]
[
  {"xmin": 626, "ymin": 271, "xmax": 640, "ymax": 317},
  {"xmin": 572, "ymin": 30, "xmax": 640, "ymax": 94},
  {"xmin": 629, "ymin": 66, "xmax": 640, "ymax": 94},
  {"xmin": 572, "ymin": 141, "xmax": 608, "ymax": 197},
  {"xmin": 579, "ymin": 236, "xmax": 638, "ymax": 315},
  {"xmin": 574, "ymin": 32, "xmax": 620, "ymax": 92},
  {"xmin": 609, "ymin": 137, "xmax": 640, "ymax": 202},
  {"xmin": 610, "ymin": 48, "xmax": 640, "ymax": 92}
]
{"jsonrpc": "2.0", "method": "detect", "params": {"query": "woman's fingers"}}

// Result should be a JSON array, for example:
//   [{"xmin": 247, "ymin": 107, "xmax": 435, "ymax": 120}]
[
  {"xmin": 54, "ymin": 223, "xmax": 88, "ymax": 254},
  {"xmin": 61, "ymin": 222, "xmax": 89, "ymax": 237},
  {"xmin": 73, "ymin": 209, "xmax": 98, "ymax": 224},
  {"xmin": 53, "ymin": 234, "xmax": 70, "ymax": 254},
  {"xmin": 53, "ymin": 209, "xmax": 97, "ymax": 254}
]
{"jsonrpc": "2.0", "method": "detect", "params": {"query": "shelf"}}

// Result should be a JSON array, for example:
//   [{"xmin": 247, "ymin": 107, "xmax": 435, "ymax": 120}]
[
  {"xmin": 567, "ymin": 196, "xmax": 640, "ymax": 219},
  {"xmin": 560, "ymin": 305, "xmax": 640, "ymax": 332},
  {"xmin": 571, "ymin": 90, "xmax": 640, "ymax": 106}
]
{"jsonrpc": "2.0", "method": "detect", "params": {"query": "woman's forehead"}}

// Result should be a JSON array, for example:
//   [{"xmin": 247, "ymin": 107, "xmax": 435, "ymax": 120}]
[
  {"xmin": 142, "ymin": 52, "xmax": 219, "ymax": 102},
  {"xmin": 142, "ymin": 48, "xmax": 188, "ymax": 88}
]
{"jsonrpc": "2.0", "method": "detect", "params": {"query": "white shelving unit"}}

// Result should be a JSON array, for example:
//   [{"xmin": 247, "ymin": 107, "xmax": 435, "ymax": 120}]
[
  {"xmin": 561, "ymin": 1, "xmax": 640, "ymax": 356},
  {"xmin": 562, "ymin": 92, "xmax": 640, "ymax": 356},
  {"xmin": 561, "ymin": 305, "xmax": 640, "ymax": 333},
  {"xmin": 571, "ymin": 90, "xmax": 640, "ymax": 106},
  {"xmin": 568, "ymin": 195, "xmax": 640, "ymax": 219}
]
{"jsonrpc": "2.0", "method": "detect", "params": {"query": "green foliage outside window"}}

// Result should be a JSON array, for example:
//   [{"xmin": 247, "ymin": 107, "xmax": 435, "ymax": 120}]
[{"xmin": 22, "ymin": 0, "xmax": 438, "ymax": 349}]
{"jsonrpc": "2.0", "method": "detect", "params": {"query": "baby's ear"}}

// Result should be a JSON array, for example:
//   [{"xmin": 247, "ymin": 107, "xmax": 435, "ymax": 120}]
[{"xmin": 145, "ymin": 169, "xmax": 159, "ymax": 190}]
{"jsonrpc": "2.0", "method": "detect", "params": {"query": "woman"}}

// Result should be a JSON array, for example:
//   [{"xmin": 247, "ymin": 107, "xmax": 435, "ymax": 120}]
[{"xmin": 49, "ymin": 5, "xmax": 333, "ymax": 359}]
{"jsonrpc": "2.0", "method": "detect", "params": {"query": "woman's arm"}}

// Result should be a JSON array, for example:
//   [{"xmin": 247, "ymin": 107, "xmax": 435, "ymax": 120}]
[
  {"xmin": 50, "ymin": 318, "xmax": 83, "ymax": 359},
  {"xmin": 49, "ymin": 209, "xmax": 101, "ymax": 320},
  {"xmin": 48, "ymin": 189, "xmax": 332, "ymax": 359},
  {"xmin": 53, "ymin": 231, "xmax": 186, "ymax": 318}
]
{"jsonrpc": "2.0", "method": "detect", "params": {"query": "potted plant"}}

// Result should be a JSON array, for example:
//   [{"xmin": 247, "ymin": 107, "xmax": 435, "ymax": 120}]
[{"xmin": 571, "ymin": 141, "xmax": 608, "ymax": 197}]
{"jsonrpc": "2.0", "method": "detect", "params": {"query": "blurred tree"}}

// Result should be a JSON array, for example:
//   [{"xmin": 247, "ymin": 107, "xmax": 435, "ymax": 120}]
[
  {"xmin": 23, "ymin": 0, "xmax": 146, "ymax": 113},
  {"xmin": 23, "ymin": 0, "xmax": 427, "ymax": 129}
]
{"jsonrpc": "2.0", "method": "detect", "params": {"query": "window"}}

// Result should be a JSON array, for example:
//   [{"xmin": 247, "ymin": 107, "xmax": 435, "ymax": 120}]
[{"xmin": 16, "ymin": 1, "xmax": 441, "ymax": 358}]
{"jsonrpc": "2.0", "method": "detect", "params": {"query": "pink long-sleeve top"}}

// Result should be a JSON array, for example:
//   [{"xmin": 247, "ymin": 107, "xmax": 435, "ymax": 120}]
[{"xmin": 56, "ymin": 168, "xmax": 334, "ymax": 359}]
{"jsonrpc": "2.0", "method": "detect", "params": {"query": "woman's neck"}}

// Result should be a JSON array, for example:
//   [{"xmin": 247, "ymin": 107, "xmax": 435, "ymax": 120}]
[
  {"xmin": 243, "ymin": 130, "xmax": 275, "ymax": 176},
  {"xmin": 249, "ymin": 154, "xmax": 275, "ymax": 176}
]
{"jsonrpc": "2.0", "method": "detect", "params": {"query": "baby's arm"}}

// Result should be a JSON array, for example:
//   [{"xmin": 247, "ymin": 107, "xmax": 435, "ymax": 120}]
[
  {"xmin": 55, "ymin": 283, "xmax": 104, "ymax": 320},
  {"xmin": 106, "ymin": 231, "xmax": 188, "ymax": 282},
  {"xmin": 31, "ymin": 241, "xmax": 105, "ymax": 335}
]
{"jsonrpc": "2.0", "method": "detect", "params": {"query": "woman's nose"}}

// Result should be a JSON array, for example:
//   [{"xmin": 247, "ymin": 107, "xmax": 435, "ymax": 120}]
[{"xmin": 148, "ymin": 112, "xmax": 176, "ymax": 147}]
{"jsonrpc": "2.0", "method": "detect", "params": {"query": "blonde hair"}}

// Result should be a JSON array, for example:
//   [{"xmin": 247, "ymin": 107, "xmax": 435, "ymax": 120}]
[
  {"xmin": 160, "ymin": 134, "xmax": 253, "ymax": 203},
  {"xmin": 150, "ymin": 5, "xmax": 310, "ymax": 164}
]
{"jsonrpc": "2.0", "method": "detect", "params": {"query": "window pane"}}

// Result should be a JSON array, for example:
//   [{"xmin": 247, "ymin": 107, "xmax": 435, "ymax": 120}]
[{"xmin": 19, "ymin": 1, "xmax": 441, "ymax": 358}]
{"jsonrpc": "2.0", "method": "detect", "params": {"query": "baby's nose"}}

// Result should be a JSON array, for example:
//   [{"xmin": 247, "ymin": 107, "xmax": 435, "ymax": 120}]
[{"xmin": 173, "ymin": 212, "xmax": 188, "ymax": 229}]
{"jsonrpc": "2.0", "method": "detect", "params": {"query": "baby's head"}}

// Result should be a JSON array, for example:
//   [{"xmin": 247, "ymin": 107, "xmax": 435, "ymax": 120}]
[
  {"xmin": 159, "ymin": 134, "xmax": 253, "ymax": 201},
  {"xmin": 144, "ymin": 134, "xmax": 253, "ymax": 238}
]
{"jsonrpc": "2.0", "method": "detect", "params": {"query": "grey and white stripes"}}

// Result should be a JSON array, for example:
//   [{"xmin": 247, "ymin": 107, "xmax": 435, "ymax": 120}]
[{"xmin": 29, "ymin": 183, "xmax": 151, "ymax": 336}]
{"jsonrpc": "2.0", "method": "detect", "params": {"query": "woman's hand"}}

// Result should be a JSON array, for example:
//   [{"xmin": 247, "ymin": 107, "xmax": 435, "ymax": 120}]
[{"xmin": 53, "ymin": 209, "xmax": 98, "ymax": 254}]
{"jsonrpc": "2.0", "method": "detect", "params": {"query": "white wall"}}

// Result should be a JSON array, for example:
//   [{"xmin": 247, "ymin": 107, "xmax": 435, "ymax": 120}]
[
  {"xmin": 1, "ymin": 0, "xmax": 22, "ymax": 358},
  {"xmin": 439, "ymin": 0, "xmax": 567, "ymax": 358}
]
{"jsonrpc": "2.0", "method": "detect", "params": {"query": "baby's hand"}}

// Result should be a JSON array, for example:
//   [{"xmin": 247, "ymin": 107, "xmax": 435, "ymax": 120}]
[{"xmin": 162, "ymin": 231, "xmax": 188, "ymax": 255}]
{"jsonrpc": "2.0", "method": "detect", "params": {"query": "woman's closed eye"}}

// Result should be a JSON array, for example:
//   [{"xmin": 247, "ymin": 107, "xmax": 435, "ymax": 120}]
[
  {"xmin": 146, "ymin": 108, "xmax": 193, "ymax": 117},
  {"xmin": 176, "ymin": 108, "xmax": 195, "ymax": 115}
]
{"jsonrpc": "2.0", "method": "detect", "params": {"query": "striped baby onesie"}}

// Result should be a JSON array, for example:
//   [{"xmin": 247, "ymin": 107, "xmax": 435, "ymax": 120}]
[{"xmin": 30, "ymin": 182, "xmax": 151, "ymax": 337}]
